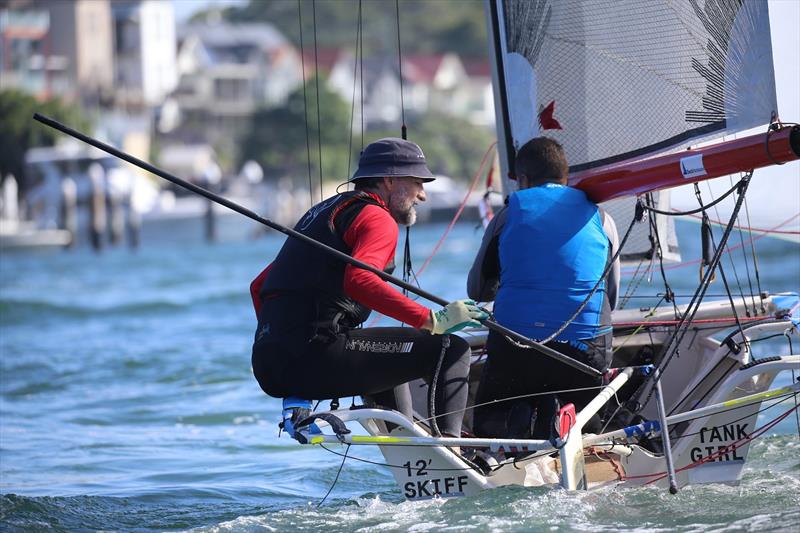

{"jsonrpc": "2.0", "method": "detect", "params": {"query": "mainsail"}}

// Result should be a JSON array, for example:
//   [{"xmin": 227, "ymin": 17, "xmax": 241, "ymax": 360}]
[{"xmin": 487, "ymin": 0, "xmax": 779, "ymax": 262}]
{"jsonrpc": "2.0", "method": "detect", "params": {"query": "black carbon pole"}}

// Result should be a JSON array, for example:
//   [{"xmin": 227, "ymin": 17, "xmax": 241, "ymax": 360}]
[{"xmin": 33, "ymin": 113, "xmax": 601, "ymax": 377}]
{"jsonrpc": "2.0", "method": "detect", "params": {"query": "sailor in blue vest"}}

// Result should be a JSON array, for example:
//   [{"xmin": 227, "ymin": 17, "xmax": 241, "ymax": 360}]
[{"xmin": 467, "ymin": 137, "xmax": 619, "ymax": 440}]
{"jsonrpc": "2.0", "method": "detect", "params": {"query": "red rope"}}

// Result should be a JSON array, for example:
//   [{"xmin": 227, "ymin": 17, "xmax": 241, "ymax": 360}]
[
  {"xmin": 614, "ymin": 315, "xmax": 769, "ymax": 328},
  {"xmin": 678, "ymin": 211, "xmax": 800, "ymax": 235},
  {"xmin": 365, "ymin": 141, "xmax": 497, "ymax": 327},
  {"xmin": 614, "ymin": 402, "xmax": 798, "ymax": 483},
  {"xmin": 622, "ymin": 212, "xmax": 800, "ymax": 275},
  {"xmin": 417, "ymin": 142, "xmax": 497, "ymax": 276}
]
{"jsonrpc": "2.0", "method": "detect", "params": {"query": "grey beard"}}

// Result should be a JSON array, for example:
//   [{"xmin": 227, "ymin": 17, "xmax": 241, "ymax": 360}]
[
  {"xmin": 389, "ymin": 194, "xmax": 418, "ymax": 226},
  {"xmin": 391, "ymin": 204, "xmax": 417, "ymax": 226}
]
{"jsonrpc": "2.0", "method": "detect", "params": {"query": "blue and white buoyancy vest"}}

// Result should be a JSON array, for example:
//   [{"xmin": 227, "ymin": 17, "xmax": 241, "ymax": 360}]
[{"xmin": 494, "ymin": 183, "xmax": 611, "ymax": 342}]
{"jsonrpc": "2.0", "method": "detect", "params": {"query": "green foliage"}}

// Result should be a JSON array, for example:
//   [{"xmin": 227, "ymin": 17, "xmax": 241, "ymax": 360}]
[
  {"xmin": 0, "ymin": 89, "xmax": 91, "ymax": 182},
  {"xmin": 240, "ymin": 75, "xmax": 358, "ymax": 184},
  {"xmin": 240, "ymin": 76, "xmax": 493, "ymax": 186},
  {"xmin": 212, "ymin": 0, "xmax": 488, "ymax": 59},
  {"xmin": 369, "ymin": 113, "xmax": 495, "ymax": 181}
]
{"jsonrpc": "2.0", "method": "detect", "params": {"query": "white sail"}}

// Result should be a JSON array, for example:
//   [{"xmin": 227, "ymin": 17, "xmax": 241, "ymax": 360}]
[
  {"xmin": 487, "ymin": 0, "xmax": 778, "ymax": 262},
  {"xmin": 493, "ymin": 0, "xmax": 777, "ymax": 169}
]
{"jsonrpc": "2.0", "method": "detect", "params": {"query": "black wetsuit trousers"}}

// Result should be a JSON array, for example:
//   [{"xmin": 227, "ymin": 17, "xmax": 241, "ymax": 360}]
[
  {"xmin": 252, "ymin": 327, "xmax": 471, "ymax": 436},
  {"xmin": 473, "ymin": 330, "xmax": 610, "ymax": 439}
]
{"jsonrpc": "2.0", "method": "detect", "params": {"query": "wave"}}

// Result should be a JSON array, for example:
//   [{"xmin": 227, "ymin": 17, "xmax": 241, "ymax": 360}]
[{"xmin": 0, "ymin": 292, "xmax": 249, "ymax": 320}]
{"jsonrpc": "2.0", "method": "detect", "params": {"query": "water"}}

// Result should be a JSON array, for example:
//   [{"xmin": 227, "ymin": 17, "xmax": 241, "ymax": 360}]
[{"xmin": 1, "ymin": 219, "xmax": 799, "ymax": 532}]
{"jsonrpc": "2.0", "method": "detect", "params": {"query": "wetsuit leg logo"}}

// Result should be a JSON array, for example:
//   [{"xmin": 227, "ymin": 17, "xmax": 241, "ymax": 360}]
[{"xmin": 345, "ymin": 339, "xmax": 414, "ymax": 353}]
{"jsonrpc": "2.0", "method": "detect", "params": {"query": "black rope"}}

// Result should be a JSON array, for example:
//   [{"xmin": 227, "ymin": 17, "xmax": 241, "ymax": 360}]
[
  {"xmin": 428, "ymin": 335, "xmax": 449, "ymax": 437},
  {"xmin": 645, "ymin": 193, "xmax": 677, "ymax": 316},
  {"xmin": 316, "ymin": 394, "xmax": 798, "ymax": 477},
  {"xmin": 704, "ymin": 217, "xmax": 749, "ymax": 347},
  {"xmin": 742, "ymin": 187, "xmax": 765, "ymax": 312},
  {"xmin": 731, "ymin": 178, "xmax": 759, "ymax": 314},
  {"xmin": 642, "ymin": 179, "xmax": 741, "ymax": 216},
  {"xmin": 297, "ymin": 1, "xmax": 314, "ymax": 206},
  {"xmin": 346, "ymin": 0, "xmax": 363, "ymax": 181},
  {"xmin": 311, "ymin": 0, "xmax": 324, "ymax": 199},
  {"xmin": 695, "ymin": 184, "xmax": 749, "ymax": 342},
  {"xmin": 701, "ymin": 181, "xmax": 750, "ymax": 318},
  {"xmin": 635, "ymin": 172, "xmax": 754, "ymax": 413},
  {"xmin": 319, "ymin": 443, "xmax": 474, "ymax": 472},
  {"xmin": 395, "ymin": 0, "xmax": 407, "ymax": 139},
  {"xmin": 359, "ymin": 8, "xmax": 364, "ymax": 151},
  {"xmin": 317, "ymin": 443, "xmax": 350, "ymax": 507},
  {"xmin": 539, "ymin": 201, "xmax": 642, "ymax": 344}
]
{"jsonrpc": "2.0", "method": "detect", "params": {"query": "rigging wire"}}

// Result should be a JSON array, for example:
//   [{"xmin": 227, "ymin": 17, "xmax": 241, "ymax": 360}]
[
  {"xmin": 317, "ymin": 443, "xmax": 350, "ymax": 507},
  {"xmin": 644, "ymin": 193, "xmax": 678, "ymax": 316},
  {"xmin": 694, "ymin": 184, "xmax": 750, "ymax": 344},
  {"xmin": 730, "ymin": 175, "xmax": 759, "ymax": 314},
  {"xmin": 346, "ymin": 0, "xmax": 363, "ymax": 181},
  {"xmin": 311, "ymin": 0, "xmax": 324, "ymax": 200},
  {"xmin": 395, "ymin": 0, "xmax": 407, "ymax": 140},
  {"xmin": 700, "ymin": 181, "xmax": 750, "ymax": 317},
  {"xmin": 618, "ymin": 257, "xmax": 646, "ymax": 310},
  {"xmin": 315, "ymin": 393, "xmax": 798, "ymax": 477},
  {"xmin": 741, "ymin": 182, "xmax": 766, "ymax": 312},
  {"xmin": 635, "ymin": 172, "xmax": 755, "ymax": 414},
  {"xmin": 528, "ymin": 201, "xmax": 644, "ymax": 347},
  {"xmin": 622, "ymin": 212, "xmax": 800, "ymax": 276},
  {"xmin": 297, "ymin": 0, "xmax": 314, "ymax": 207},
  {"xmin": 416, "ymin": 142, "xmax": 497, "ymax": 276}
]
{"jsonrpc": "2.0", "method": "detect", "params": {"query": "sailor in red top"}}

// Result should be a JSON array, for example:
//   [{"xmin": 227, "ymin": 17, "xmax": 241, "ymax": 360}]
[{"xmin": 250, "ymin": 138, "xmax": 487, "ymax": 438}]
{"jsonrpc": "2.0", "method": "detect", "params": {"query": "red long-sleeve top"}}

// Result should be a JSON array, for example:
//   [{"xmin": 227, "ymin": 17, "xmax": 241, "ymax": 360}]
[{"xmin": 250, "ymin": 192, "xmax": 431, "ymax": 329}]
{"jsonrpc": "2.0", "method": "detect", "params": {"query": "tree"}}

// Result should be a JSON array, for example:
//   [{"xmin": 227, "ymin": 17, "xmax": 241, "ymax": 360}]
[
  {"xmin": 204, "ymin": 0, "xmax": 488, "ymax": 59},
  {"xmin": 0, "ymin": 90, "xmax": 91, "ymax": 184},
  {"xmin": 240, "ymin": 75, "xmax": 356, "ymax": 185},
  {"xmin": 369, "ymin": 113, "xmax": 495, "ymax": 182}
]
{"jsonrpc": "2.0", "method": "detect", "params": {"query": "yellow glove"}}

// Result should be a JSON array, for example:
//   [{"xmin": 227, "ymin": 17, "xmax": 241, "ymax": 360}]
[{"xmin": 431, "ymin": 299, "xmax": 489, "ymax": 334}]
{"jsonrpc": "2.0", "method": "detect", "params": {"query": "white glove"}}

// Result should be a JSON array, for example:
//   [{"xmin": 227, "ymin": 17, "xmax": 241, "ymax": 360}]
[{"xmin": 431, "ymin": 299, "xmax": 489, "ymax": 334}]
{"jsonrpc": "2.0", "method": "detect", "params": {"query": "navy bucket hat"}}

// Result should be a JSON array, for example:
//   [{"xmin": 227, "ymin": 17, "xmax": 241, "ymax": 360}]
[{"xmin": 350, "ymin": 138, "xmax": 436, "ymax": 182}]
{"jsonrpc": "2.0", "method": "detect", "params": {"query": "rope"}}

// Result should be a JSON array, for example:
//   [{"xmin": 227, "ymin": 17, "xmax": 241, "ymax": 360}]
[
  {"xmin": 311, "ymin": 0, "xmax": 324, "ymax": 199},
  {"xmin": 696, "ymin": 183, "xmax": 750, "ymax": 343},
  {"xmin": 678, "ymin": 211, "xmax": 800, "ymax": 235},
  {"xmin": 635, "ymin": 173, "xmax": 754, "ymax": 414},
  {"xmin": 428, "ymin": 335, "xmax": 449, "ymax": 437},
  {"xmin": 643, "ymin": 179, "xmax": 741, "ymax": 216},
  {"xmin": 634, "ymin": 403, "xmax": 799, "ymax": 485},
  {"xmin": 346, "ymin": 1, "xmax": 363, "ymax": 181},
  {"xmin": 317, "ymin": 443, "xmax": 350, "ymax": 506},
  {"xmin": 645, "ymin": 193, "xmax": 678, "ymax": 316},
  {"xmin": 319, "ymin": 443, "xmax": 475, "ymax": 473},
  {"xmin": 621, "ymin": 212, "xmax": 800, "ymax": 276},
  {"xmin": 701, "ymin": 180, "xmax": 751, "ymax": 319},
  {"xmin": 395, "ymin": 0, "xmax": 407, "ymax": 140},
  {"xmin": 297, "ymin": 1, "xmax": 314, "ymax": 207},
  {"xmin": 417, "ymin": 142, "xmax": 496, "ymax": 276},
  {"xmin": 539, "ymin": 202, "xmax": 642, "ymax": 345},
  {"xmin": 363, "ymin": 141, "xmax": 496, "ymax": 327}
]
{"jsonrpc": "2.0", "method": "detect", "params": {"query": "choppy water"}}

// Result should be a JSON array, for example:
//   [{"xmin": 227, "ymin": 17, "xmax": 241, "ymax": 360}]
[{"xmin": 1, "ymin": 218, "xmax": 799, "ymax": 532}]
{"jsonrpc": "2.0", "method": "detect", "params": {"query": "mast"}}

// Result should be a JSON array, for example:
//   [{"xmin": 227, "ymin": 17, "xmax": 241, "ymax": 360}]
[{"xmin": 485, "ymin": 0, "xmax": 515, "ymax": 196}]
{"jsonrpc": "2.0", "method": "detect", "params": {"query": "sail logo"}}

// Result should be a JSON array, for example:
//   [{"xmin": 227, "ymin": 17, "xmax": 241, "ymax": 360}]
[{"xmin": 680, "ymin": 154, "xmax": 707, "ymax": 179}]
